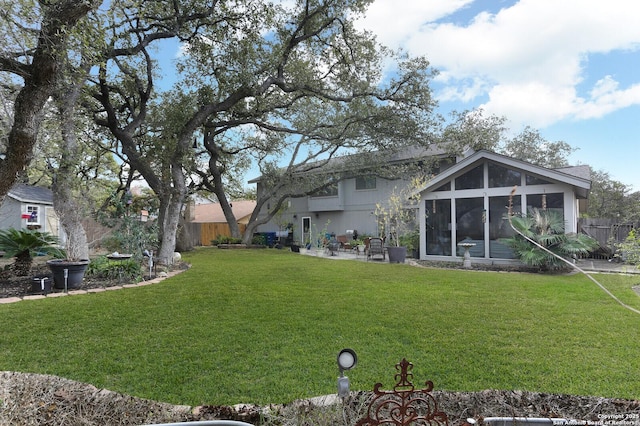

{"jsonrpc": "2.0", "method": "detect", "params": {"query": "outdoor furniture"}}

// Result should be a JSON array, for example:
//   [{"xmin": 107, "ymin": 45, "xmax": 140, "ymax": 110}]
[
  {"xmin": 337, "ymin": 234, "xmax": 351, "ymax": 251},
  {"xmin": 367, "ymin": 237, "xmax": 385, "ymax": 261},
  {"xmin": 326, "ymin": 237, "xmax": 341, "ymax": 256}
]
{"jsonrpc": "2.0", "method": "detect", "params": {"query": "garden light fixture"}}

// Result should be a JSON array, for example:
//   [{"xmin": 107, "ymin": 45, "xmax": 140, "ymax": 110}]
[{"xmin": 337, "ymin": 348, "xmax": 357, "ymax": 398}]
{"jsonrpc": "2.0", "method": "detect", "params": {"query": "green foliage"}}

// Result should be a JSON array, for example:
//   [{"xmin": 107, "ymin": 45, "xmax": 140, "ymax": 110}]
[
  {"xmin": 86, "ymin": 256, "xmax": 142, "ymax": 282},
  {"xmin": 0, "ymin": 229, "xmax": 65, "ymax": 275},
  {"xmin": 399, "ymin": 229, "xmax": 420, "ymax": 251},
  {"xmin": 441, "ymin": 110, "xmax": 575, "ymax": 168},
  {"xmin": 586, "ymin": 169, "xmax": 640, "ymax": 222},
  {"xmin": 251, "ymin": 234, "xmax": 267, "ymax": 245},
  {"xmin": 502, "ymin": 209, "xmax": 599, "ymax": 271},
  {"xmin": 98, "ymin": 197, "xmax": 158, "ymax": 260},
  {"xmin": 375, "ymin": 177, "xmax": 425, "ymax": 246},
  {"xmin": 615, "ymin": 228, "xmax": 640, "ymax": 265},
  {"xmin": 0, "ymin": 249, "xmax": 639, "ymax": 406},
  {"xmin": 211, "ymin": 236, "xmax": 243, "ymax": 245}
]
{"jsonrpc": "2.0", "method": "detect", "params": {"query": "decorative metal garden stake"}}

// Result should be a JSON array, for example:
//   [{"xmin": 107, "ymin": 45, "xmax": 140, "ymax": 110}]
[{"xmin": 355, "ymin": 358, "xmax": 449, "ymax": 426}]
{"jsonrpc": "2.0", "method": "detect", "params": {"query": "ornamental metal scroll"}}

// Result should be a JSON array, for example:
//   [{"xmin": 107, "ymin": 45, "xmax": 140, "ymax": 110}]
[{"xmin": 355, "ymin": 358, "xmax": 450, "ymax": 426}]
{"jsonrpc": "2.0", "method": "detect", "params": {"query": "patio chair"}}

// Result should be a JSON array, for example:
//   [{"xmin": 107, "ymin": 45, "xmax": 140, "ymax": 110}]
[
  {"xmin": 367, "ymin": 237, "xmax": 385, "ymax": 261},
  {"xmin": 336, "ymin": 234, "xmax": 351, "ymax": 251},
  {"xmin": 326, "ymin": 236, "xmax": 340, "ymax": 256}
]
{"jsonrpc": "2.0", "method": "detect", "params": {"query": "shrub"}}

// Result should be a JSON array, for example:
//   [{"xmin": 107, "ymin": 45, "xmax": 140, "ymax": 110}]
[
  {"xmin": 251, "ymin": 234, "xmax": 266, "ymax": 245},
  {"xmin": 502, "ymin": 208, "xmax": 598, "ymax": 271},
  {"xmin": 0, "ymin": 229, "xmax": 65, "ymax": 276},
  {"xmin": 211, "ymin": 236, "xmax": 243, "ymax": 245},
  {"xmin": 615, "ymin": 228, "xmax": 640, "ymax": 264},
  {"xmin": 86, "ymin": 256, "xmax": 142, "ymax": 282}
]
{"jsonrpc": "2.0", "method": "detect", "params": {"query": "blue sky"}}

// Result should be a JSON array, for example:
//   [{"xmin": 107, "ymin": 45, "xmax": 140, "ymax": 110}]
[
  {"xmin": 157, "ymin": 0, "xmax": 639, "ymax": 191},
  {"xmin": 355, "ymin": 0, "xmax": 640, "ymax": 190}
]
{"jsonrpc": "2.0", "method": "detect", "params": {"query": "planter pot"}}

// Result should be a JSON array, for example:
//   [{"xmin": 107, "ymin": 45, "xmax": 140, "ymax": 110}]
[
  {"xmin": 387, "ymin": 246, "xmax": 407, "ymax": 263},
  {"xmin": 31, "ymin": 276, "xmax": 52, "ymax": 294},
  {"xmin": 47, "ymin": 259, "xmax": 90, "ymax": 289}
]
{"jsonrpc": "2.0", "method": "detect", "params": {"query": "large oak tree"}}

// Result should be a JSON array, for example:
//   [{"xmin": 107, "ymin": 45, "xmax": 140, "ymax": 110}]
[
  {"xmin": 0, "ymin": 0, "xmax": 101, "ymax": 201},
  {"xmin": 90, "ymin": 0, "xmax": 439, "ymax": 260}
]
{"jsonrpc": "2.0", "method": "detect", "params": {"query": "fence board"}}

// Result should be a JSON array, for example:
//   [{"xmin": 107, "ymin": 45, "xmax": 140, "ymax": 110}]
[
  {"xmin": 579, "ymin": 218, "xmax": 636, "ymax": 258},
  {"xmin": 198, "ymin": 223, "xmax": 247, "ymax": 246}
]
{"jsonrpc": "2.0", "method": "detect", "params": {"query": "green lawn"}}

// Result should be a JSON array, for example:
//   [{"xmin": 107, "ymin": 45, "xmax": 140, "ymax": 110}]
[{"xmin": 0, "ymin": 248, "xmax": 639, "ymax": 407}]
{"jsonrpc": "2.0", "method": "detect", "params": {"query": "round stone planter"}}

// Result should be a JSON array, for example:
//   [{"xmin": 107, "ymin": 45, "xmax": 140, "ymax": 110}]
[
  {"xmin": 47, "ymin": 259, "xmax": 90, "ymax": 289},
  {"xmin": 387, "ymin": 246, "xmax": 407, "ymax": 263}
]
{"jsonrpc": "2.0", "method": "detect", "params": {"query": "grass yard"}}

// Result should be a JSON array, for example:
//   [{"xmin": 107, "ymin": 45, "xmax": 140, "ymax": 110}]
[{"xmin": 0, "ymin": 248, "xmax": 639, "ymax": 407}]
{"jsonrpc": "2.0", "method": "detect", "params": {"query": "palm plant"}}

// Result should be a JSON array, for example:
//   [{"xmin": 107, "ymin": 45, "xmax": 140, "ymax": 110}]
[
  {"xmin": 502, "ymin": 208, "xmax": 598, "ymax": 271},
  {"xmin": 0, "ymin": 229, "xmax": 65, "ymax": 276}
]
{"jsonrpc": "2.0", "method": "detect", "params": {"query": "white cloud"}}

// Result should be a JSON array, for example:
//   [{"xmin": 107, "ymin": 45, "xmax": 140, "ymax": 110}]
[
  {"xmin": 354, "ymin": 0, "xmax": 474, "ymax": 46},
  {"xmin": 575, "ymin": 77, "xmax": 640, "ymax": 120},
  {"xmin": 356, "ymin": 0, "xmax": 640, "ymax": 128}
]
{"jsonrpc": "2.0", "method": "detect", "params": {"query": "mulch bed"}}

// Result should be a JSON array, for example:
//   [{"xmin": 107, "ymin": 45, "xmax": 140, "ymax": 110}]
[
  {"xmin": 0, "ymin": 371, "xmax": 639, "ymax": 425},
  {"xmin": 0, "ymin": 262, "xmax": 131, "ymax": 300}
]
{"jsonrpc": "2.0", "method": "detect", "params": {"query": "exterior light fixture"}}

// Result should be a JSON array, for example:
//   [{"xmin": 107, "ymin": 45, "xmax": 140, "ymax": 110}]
[{"xmin": 337, "ymin": 348, "xmax": 357, "ymax": 398}]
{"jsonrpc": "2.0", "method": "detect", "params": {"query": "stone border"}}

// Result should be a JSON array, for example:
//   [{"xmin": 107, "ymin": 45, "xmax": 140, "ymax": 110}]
[{"xmin": 0, "ymin": 269, "xmax": 186, "ymax": 305}]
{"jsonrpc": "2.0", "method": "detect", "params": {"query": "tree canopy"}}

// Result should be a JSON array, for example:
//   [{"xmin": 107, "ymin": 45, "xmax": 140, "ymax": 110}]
[{"xmin": 0, "ymin": 0, "xmax": 101, "ymax": 200}]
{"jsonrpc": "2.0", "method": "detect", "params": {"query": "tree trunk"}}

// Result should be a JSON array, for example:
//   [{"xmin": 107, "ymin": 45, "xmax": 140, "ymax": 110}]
[
  {"xmin": 205, "ymin": 134, "xmax": 241, "ymax": 238},
  {"xmin": 155, "ymin": 190, "xmax": 185, "ymax": 266},
  {"xmin": 51, "ymin": 66, "xmax": 91, "ymax": 262},
  {"xmin": 13, "ymin": 251, "xmax": 33, "ymax": 276},
  {"xmin": 0, "ymin": 0, "xmax": 100, "ymax": 202}
]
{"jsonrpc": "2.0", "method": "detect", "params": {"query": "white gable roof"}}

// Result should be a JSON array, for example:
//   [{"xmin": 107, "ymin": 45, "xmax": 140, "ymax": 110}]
[{"xmin": 417, "ymin": 150, "xmax": 591, "ymax": 198}]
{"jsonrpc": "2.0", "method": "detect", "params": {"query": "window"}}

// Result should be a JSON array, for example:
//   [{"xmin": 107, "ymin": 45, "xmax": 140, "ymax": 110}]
[
  {"xmin": 426, "ymin": 199, "xmax": 451, "ymax": 255},
  {"xmin": 488, "ymin": 163, "xmax": 521, "ymax": 188},
  {"xmin": 455, "ymin": 164, "xmax": 484, "ymax": 190},
  {"xmin": 312, "ymin": 183, "xmax": 338, "ymax": 197},
  {"xmin": 25, "ymin": 205, "xmax": 40, "ymax": 225},
  {"xmin": 456, "ymin": 197, "xmax": 485, "ymax": 257},
  {"xmin": 488, "ymin": 196, "xmax": 519, "ymax": 259},
  {"xmin": 433, "ymin": 181, "xmax": 450, "ymax": 192},
  {"xmin": 526, "ymin": 174, "xmax": 552, "ymax": 185},
  {"xmin": 355, "ymin": 176, "xmax": 376, "ymax": 190},
  {"xmin": 527, "ymin": 193, "xmax": 564, "ymax": 218}
]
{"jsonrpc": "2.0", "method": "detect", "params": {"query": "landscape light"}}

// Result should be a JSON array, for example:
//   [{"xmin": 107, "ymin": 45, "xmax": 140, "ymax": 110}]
[{"xmin": 337, "ymin": 348, "xmax": 357, "ymax": 398}]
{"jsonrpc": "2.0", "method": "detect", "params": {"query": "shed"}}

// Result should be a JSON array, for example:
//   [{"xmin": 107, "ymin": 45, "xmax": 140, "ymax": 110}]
[{"xmin": 0, "ymin": 184, "xmax": 62, "ymax": 240}]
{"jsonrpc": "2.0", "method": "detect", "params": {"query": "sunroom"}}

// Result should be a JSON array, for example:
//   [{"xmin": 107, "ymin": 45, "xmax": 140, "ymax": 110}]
[{"xmin": 417, "ymin": 151, "xmax": 591, "ymax": 263}]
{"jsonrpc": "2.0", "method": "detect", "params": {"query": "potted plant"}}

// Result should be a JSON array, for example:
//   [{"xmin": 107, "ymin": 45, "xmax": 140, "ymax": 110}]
[
  {"xmin": 375, "ymin": 177, "xmax": 426, "ymax": 263},
  {"xmin": 45, "ymin": 230, "xmax": 91, "ymax": 289},
  {"xmin": 311, "ymin": 220, "xmax": 331, "ymax": 256},
  {"xmin": 0, "ymin": 228, "xmax": 65, "ymax": 276},
  {"xmin": 400, "ymin": 230, "xmax": 420, "ymax": 259}
]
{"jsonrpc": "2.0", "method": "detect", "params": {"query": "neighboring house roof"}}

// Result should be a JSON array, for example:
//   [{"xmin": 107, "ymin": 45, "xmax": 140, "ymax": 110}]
[
  {"xmin": 8, "ymin": 184, "xmax": 54, "ymax": 204},
  {"xmin": 416, "ymin": 150, "xmax": 592, "ymax": 198},
  {"xmin": 192, "ymin": 200, "xmax": 256, "ymax": 223}
]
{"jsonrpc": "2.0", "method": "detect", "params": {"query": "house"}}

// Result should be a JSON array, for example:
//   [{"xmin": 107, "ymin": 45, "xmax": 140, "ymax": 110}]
[
  {"xmin": 253, "ymin": 148, "xmax": 591, "ymax": 263},
  {"xmin": 416, "ymin": 150, "xmax": 591, "ymax": 264},
  {"xmin": 252, "ymin": 145, "xmax": 460, "ymax": 245},
  {"xmin": 0, "ymin": 184, "xmax": 63, "ymax": 240},
  {"xmin": 186, "ymin": 200, "xmax": 257, "ymax": 245}
]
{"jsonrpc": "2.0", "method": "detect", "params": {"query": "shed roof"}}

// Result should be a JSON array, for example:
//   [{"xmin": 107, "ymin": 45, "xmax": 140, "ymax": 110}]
[
  {"xmin": 8, "ymin": 184, "xmax": 54, "ymax": 204},
  {"xmin": 192, "ymin": 200, "xmax": 256, "ymax": 223}
]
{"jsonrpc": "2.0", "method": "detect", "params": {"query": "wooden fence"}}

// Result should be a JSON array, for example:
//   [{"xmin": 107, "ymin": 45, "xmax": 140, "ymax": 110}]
[
  {"xmin": 579, "ymin": 218, "xmax": 637, "ymax": 258},
  {"xmin": 181, "ymin": 222, "xmax": 247, "ymax": 247}
]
